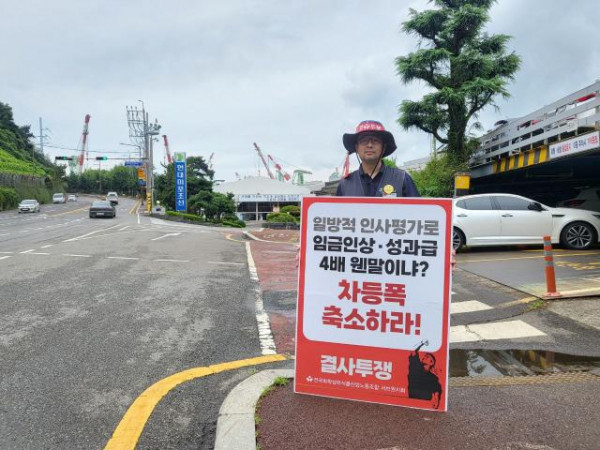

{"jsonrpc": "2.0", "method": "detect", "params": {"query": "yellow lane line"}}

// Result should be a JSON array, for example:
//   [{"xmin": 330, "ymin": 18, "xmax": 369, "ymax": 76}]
[
  {"xmin": 458, "ymin": 251, "xmax": 600, "ymax": 264},
  {"xmin": 225, "ymin": 233, "xmax": 246, "ymax": 243},
  {"xmin": 128, "ymin": 200, "xmax": 141, "ymax": 215},
  {"xmin": 104, "ymin": 353, "xmax": 287, "ymax": 450}
]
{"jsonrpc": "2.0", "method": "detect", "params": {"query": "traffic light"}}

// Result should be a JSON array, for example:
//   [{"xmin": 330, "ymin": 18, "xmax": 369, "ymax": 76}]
[
  {"xmin": 54, "ymin": 156, "xmax": 73, "ymax": 161},
  {"xmin": 95, "ymin": 156, "xmax": 108, "ymax": 161}
]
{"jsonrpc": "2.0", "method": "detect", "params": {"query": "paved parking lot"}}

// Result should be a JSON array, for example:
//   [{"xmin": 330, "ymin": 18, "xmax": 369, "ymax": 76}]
[{"xmin": 457, "ymin": 246, "xmax": 600, "ymax": 298}]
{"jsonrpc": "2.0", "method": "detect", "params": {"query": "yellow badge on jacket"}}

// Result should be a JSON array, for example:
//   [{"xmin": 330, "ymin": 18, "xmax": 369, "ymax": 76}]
[{"xmin": 382, "ymin": 184, "xmax": 396, "ymax": 197}]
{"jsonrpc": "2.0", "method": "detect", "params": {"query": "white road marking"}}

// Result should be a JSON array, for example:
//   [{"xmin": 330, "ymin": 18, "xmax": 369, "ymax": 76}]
[
  {"xmin": 0, "ymin": 233, "xmax": 9, "ymax": 237},
  {"xmin": 246, "ymin": 242, "xmax": 276, "ymax": 355},
  {"xmin": 451, "ymin": 300, "xmax": 492, "ymax": 314},
  {"xmin": 63, "ymin": 254, "xmax": 92, "ymax": 258},
  {"xmin": 41, "ymin": 244, "xmax": 53, "ymax": 248},
  {"xmin": 137, "ymin": 212, "xmax": 140, "ymax": 225},
  {"xmin": 0, "ymin": 255, "xmax": 12, "ymax": 261},
  {"xmin": 450, "ymin": 320, "xmax": 546, "ymax": 343},
  {"xmin": 151, "ymin": 232, "xmax": 181, "ymax": 241},
  {"xmin": 0, "ymin": 251, "xmax": 14, "ymax": 254},
  {"xmin": 154, "ymin": 259, "xmax": 190, "ymax": 263},
  {"xmin": 30, "ymin": 252, "xmax": 50, "ymax": 255},
  {"xmin": 63, "ymin": 224, "xmax": 121, "ymax": 242},
  {"xmin": 119, "ymin": 226, "xmax": 130, "ymax": 231},
  {"xmin": 20, "ymin": 249, "xmax": 35, "ymax": 254},
  {"xmin": 106, "ymin": 256, "xmax": 139, "ymax": 260}
]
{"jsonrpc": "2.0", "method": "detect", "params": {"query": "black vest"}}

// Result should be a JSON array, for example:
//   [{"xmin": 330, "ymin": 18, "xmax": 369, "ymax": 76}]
[{"xmin": 337, "ymin": 167, "xmax": 407, "ymax": 197}]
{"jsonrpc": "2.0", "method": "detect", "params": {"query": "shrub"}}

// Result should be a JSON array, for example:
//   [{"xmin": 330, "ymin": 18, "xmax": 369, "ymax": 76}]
[
  {"xmin": 165, "ymin": 211, "xmax": 205, "ymax": 222},
  {"xmin": 0, "ymin": 187, "xmax": 18, "ymax": 210},
  {"xmin": 280, "ymin": 205, "xmax": 300, "ymax": 218},
  {"xmin": 222, "ymin": 219, "xmax": 245, "ymax": 228},
  {"xmin": 266, "ymin": 212, "xmax": 296, "ymax": 223}
]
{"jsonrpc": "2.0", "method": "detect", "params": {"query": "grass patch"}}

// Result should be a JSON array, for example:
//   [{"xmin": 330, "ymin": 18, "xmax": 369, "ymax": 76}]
[
  {"xmin": 255, "ymin": 376, "xmax": 290, "ymax": 432},
  {"xmin": 527, "ymin": 298, "xmax": 546, "ymax": 311}
]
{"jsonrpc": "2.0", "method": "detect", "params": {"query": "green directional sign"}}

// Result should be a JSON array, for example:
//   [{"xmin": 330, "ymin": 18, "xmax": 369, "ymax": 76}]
[
  {"xmin": 55, "ymin": 156, "xmax": 73, "ymax": 161},
  {"xmin": 95, "ymin": 156, "xmax": 108, "ymax": 161}
]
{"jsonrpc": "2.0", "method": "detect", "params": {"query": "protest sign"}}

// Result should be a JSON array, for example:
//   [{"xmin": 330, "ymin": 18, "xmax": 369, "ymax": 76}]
[{"xmin": 294, "ymin": 196, "xmax": 452, "ymax": 411}]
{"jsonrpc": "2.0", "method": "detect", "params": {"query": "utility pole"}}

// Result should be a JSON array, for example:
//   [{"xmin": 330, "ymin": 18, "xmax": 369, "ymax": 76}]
[
  {"xmin": 38, "ymin": 118, "xmax": 43, "ymax": 162},
  {"xmin": 126, "ymin": 103, "xmax": 161, "ymax": 212}
]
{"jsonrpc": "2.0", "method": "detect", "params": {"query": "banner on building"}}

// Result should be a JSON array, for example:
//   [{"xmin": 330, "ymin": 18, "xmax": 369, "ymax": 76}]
[
  {"xmin": 549, "ymin": 131, "xmax": 599, "ymax": 159},
  {"xmin": 295, "ymin": 197, "xmax": 452, "ymax": 412},
  {"xmin": 174, "ymin": 152, "xmax": 187, "ymax": 212}
]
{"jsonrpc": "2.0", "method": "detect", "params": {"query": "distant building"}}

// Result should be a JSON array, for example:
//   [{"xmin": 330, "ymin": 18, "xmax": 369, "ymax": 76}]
[
  {"xmin": 399, "ymin": 156, "xmax": 431, "ymax": 172},
  {"xmin": 214, "ymin": 176, "xmax": 312, "ymax": 221}
]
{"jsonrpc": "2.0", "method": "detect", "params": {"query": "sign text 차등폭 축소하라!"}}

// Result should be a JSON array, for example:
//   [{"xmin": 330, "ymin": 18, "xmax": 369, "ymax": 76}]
[
  {"xmin": 295, "ymin": 197, "xmax": 453, "ymax": 412},
  {"xmin": 174, "ymin": 152, "xmax": 187, "ymax": 212}
]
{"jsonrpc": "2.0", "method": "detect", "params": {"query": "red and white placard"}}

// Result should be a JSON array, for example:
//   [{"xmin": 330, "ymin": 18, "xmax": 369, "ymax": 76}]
[{"xmin": 294, "ymin": 196, "xmax": 452, "ymax": 411}]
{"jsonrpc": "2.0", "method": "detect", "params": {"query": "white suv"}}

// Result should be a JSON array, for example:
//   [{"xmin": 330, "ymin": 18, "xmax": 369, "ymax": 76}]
[
  {"xmin": 106, "ymin": 192, "xmax": 119, "ymax": 205},
  {"xmin": 52, "ymin": 193, "xmax": 66, "ymax": 204}
]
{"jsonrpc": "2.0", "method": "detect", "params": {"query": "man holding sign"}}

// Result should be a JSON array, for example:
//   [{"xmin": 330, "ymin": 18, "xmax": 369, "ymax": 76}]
[
  {"xmin": 337, "ymin": 120, "xmax": 420, "ymax": 198},
  {"xmin": 294, "ymin": 120, "xmax": 452, "ymax": 412}
]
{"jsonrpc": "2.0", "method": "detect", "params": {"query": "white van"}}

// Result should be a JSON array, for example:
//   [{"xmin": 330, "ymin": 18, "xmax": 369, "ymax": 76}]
[{"xmin": 52, "ymin": 193, "xmax": 66, "ymax": 204}]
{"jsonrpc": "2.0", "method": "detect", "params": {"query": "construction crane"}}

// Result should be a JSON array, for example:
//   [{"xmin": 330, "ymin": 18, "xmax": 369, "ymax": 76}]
[
  {"xmin": 208, "ymin": 152, "xmax": 214, "ymax": 171},
  {"xmin": 235, "ymin": 172, "xmax": 242, "ymax": 180},
  {"xmin": 253, "ymin": 142, "xmax": 275, "ymax": 179},
  {"xmin": 162, "ymin": 135, "xmax": 172, "ymax": 164},
  {"xmin": 77, "ymin": 114, "xmax": 91, "ymax": 174},
  {"xmin": 267, "ymin": 154, "xmax": 291, "ymax": 182}
]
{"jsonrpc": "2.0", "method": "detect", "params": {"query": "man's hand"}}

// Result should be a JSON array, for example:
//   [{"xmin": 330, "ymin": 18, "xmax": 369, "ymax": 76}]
[{"xmin": 451, "ymin": 249, "xmax": 457, "ymax": 271}]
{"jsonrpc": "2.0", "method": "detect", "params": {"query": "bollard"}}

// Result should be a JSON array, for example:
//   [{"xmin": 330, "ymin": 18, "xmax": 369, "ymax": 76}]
[{"xmin": 543, "ymin": 235, "xmax": 561, "ymax": 298}]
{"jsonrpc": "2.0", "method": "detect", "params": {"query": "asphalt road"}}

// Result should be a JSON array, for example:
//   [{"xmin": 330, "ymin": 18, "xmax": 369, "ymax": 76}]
[{"xmin": 0, "ymin": 197, "xmax": 279, "ymax": 449}]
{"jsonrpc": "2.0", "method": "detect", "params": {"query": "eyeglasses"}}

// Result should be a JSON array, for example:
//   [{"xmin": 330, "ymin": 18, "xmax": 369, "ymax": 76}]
[{"xmin": 357, "ymin": 136, "xmax": 383, "ymax": 146}]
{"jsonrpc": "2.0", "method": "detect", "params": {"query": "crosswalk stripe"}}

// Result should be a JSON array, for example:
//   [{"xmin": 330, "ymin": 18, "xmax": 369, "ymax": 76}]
[
  {"xmin": 451, "ymin": 300, "xmax": 492, "ymax": 314},
  {"xmin": 450, "ymin": 320, "xmax": 546, "ymax": 343},
  {"xmin": 0, "ymin": 255, "xmax": 12, "ymax": 261}
]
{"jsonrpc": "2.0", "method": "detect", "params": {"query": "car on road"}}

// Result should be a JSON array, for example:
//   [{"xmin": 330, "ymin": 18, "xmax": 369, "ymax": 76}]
[
  {"xmin": 105, "ymin": 192, "xmax": 119, "ymax": 205},
  {"xmin": 52, "ymin": 193, "xmax": 66, "ymax": 204},
  {"xmin": 453, "ymin": 193, "xmax": 600, "ymax": 251},
  {"xmin": 67, "ymin": 194, "xmax": 77, "ymax": 202},
  {"xmin": 18, "ymin": 199, "xmax": 40, "ymax": 213},
  {"xmin": 556, "ymin": 187, "xmax": 600, "ymax": 213},
  {"xmin": 89, "ymin": 200, "xmax": 116, "ymax": 218}
]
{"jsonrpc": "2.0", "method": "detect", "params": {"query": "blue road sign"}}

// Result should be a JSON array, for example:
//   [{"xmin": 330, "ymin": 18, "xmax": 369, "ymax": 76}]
[
  {"xmin": 138, "ymin": 179, "xmax": 146, "ymax": 186},
  {"xmin": 124, "ymin": 161, "xmax": 144, "ymax": 167},
  {"xmin": 174, "ymin": 152, "xmax": 187, "ymax": 212}
]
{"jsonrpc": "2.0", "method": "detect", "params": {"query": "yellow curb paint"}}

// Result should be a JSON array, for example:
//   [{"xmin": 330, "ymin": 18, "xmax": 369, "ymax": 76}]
[
  {"xmin": 104, "ymin": 354, "xmax": 287, "ymax": 450},
  {"xmin": 495, "ymin": 296, "xmax": 540, "ymax": 308}
]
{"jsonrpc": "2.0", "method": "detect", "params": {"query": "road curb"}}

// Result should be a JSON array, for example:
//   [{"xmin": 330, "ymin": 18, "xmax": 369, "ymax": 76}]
[{"xmin": 214, "ymin": 368, "xmax": 294, "ymax": 450}]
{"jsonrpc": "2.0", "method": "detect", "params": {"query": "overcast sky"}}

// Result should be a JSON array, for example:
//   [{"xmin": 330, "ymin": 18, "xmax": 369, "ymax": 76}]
[{"xmin": 2, "ymin": 0, "xmax": 599, "ymax": 182}]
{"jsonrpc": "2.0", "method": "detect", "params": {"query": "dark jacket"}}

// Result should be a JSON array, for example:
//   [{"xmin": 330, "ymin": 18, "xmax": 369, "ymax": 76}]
[{"xmin": 336, "ymin": 166, "xmax": 420, "ymax": 197}]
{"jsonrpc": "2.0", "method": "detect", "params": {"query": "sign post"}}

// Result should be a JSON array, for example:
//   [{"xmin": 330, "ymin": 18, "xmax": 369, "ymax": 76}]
[
  {"xmin": 174, "ymin": 152, "xmax": 187, "ymax": 212},
  {"xmin": 295, "ymin": 197, "xmax": 452, "ymax": 411}
]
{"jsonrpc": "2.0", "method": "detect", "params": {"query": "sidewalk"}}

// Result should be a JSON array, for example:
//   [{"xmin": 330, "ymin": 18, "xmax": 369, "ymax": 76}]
[{"xmin": 217, "ymin": 229, "xmax": 600, "ymax": 450}]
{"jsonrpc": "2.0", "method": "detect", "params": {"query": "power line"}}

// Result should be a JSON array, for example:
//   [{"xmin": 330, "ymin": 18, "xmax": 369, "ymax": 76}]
[{"xmin": 44, "ymin": 144, "xmax": 132, "ymax": 154}]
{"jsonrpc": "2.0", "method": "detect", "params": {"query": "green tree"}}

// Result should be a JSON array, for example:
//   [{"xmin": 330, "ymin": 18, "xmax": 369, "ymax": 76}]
[{"xmin": 396, "ymin": 0, "xmax": 520, "ymax": 163}]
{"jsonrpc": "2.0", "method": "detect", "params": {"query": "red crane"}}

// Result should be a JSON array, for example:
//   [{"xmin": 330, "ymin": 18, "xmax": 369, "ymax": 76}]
[
  {"xmin": 253, "ymin": 142, "xmax": 275, "ymax": 179},
  {"xmin": 267, "ymin": 154, "xmax": 291, "ymax": 181},
  {"xmin": 77, "ymin": 114, "xmax": 91, "ymax": 174},
  {"xmin": 162, "ymin": 135, "xmax": 173, "ymax": 164}
]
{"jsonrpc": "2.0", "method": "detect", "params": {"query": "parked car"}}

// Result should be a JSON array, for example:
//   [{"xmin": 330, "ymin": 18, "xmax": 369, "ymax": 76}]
[
  {"xmin": 556, "ymin": 188, "xmax": 600, "ymax": 213},
  {"xmin": 18, "ymin": 199, "xmax": 40, "ymax": 213},
  {"xmin": 89, "ymin": 201, "xmax": 116, "ymax": 218},
  {"xmin": 453, "ymin": 193, "xmax": 600, "ymax": 251},
  {"xmin": 105, "ymin": 192, "xmax": 119, "ymax": 205},
  {"xmin": 52, "ymin": 193, "xmax": 66, "ymax": 204},
  {"xmin": 67, "ymin": 194, "xmax": 77, "ymax": 202}
]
